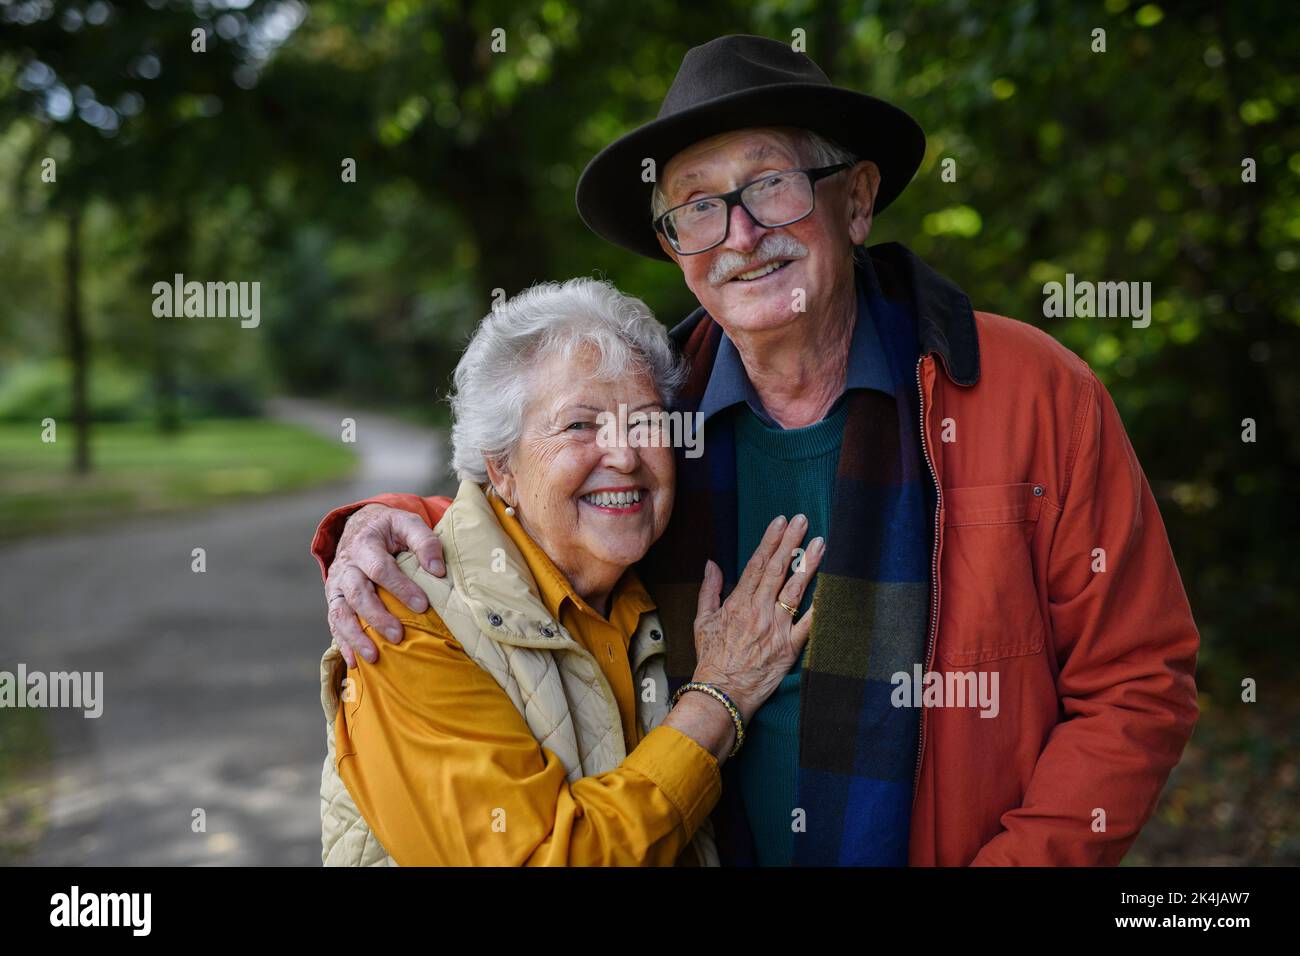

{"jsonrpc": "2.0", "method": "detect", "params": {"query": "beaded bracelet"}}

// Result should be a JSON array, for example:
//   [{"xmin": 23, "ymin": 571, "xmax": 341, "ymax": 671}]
[{"xmin": 671, "ymin": 681, "xmax": 746, "ymax": 758}]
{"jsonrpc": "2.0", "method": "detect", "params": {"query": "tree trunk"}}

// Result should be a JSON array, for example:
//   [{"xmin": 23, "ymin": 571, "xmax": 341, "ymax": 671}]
[
  {"xmin": 816, "ymin": 0, "xmax": 842, "ymax": 80},
  {"xmin": 147, "ymin": 208, "xmax": 185, "ymax": 434},
  {"xmin": 64, "ymin": 208, "xmax": 91, "ymax": 474}
]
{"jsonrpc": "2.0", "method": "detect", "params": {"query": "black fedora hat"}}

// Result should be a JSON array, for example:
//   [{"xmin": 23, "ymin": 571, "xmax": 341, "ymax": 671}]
[{"xmin": 575, "ymin": 34, "xmax": 926, "ymax": 261}]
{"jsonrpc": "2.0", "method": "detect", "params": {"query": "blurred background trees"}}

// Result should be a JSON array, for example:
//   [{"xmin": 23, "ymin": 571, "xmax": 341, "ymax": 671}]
[{"xmin": 1, "ymin": 0, "xmax": 1296, "ymax": 860}]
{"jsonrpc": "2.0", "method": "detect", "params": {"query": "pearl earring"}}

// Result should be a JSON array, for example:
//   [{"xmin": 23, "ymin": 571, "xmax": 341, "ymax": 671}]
[{"xmin": 490, "ymin": 483, "xmax": 515, "ymax": 516}]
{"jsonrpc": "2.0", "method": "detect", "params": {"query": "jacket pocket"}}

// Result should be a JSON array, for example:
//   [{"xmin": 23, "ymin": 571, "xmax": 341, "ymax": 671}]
[{"xmin": 938, "ymin": 482, "xmax": 1047, "ymax": 667}]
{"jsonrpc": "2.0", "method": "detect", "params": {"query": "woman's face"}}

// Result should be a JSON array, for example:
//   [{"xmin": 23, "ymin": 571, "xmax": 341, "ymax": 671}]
[{"xmin": 487, "ymin": 347, "xmax": 676, "ymax": 605}]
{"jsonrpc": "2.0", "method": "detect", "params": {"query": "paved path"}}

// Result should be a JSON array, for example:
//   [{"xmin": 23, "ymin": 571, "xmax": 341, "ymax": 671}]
[{"xmin": 0, "ymin": 400, "xmax": 450, "ymax": 865}]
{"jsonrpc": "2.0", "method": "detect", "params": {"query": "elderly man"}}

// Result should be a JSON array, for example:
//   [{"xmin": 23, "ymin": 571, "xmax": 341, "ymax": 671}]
[{"xmin": 312, "ymin": 35, "xmax": 1199, "ymax": 866}]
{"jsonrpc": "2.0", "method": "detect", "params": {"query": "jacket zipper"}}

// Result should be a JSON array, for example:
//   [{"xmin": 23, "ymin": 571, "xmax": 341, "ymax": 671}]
[{"xmin": 913, "ymin": 356, "xmax": 942, "ymax": 801}]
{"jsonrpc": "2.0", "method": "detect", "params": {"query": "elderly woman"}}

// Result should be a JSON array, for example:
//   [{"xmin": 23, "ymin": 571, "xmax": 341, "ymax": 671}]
[{"xmin": 319, "ymin": 278, "xmax": 823, "ymax": 866}]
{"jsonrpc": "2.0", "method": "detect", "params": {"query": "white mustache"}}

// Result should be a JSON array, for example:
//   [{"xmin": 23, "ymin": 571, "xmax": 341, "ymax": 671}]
[{"xmin": 708, "ymin": 234, "xmax": 809, "ymax": 287}]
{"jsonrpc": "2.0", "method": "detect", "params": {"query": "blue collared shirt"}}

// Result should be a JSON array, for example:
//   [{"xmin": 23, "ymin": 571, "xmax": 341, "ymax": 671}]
[{"xmin": 696, "ymin": 257, "xmax": 895, "ymax": 426}]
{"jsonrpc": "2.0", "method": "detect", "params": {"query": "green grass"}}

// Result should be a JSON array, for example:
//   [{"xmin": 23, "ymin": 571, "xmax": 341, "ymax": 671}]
[
  {"xmin": 0, "ymin": 704, "xmax": 51, "ymax": 863},
  {"xmin": 0, "ymin": 419, "xmax": 358, "ymax": 539}
]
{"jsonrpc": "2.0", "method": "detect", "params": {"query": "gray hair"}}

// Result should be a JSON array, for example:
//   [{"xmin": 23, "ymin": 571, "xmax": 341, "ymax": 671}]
[
  {"xmin": 449, "ymin": 278, "xmax": 685, "ymax": 483},
  {"xmin": 651, "ymin": 127, "xmax": 858, "ymax": 220}
]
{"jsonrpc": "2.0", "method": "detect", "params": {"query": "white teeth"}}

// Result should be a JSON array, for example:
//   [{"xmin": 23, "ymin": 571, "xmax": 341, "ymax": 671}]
[
  {"xmin": 582, "ymin": 489, "xmax": 642, "ymax": 508},
  {"xmin": 736, "ymin": 260, "xmax": 785, "ymax": 281}
]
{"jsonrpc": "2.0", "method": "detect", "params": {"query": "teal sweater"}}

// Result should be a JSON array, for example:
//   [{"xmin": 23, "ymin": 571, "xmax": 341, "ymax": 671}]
[{"xmin": 730, "ymin": 401, "xmax": 847, "ymax": 866}]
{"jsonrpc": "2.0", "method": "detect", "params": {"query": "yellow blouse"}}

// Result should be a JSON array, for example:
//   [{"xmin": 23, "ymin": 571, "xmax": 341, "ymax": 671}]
[{"xmin": 334, "ymin": 498, "xmax": 721, "ymax": 865}]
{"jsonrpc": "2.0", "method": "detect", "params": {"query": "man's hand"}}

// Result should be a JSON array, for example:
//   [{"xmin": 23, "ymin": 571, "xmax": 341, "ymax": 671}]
[{"xmin": 326, "ymin": 504, "xmax": 446, "ymax": 667}]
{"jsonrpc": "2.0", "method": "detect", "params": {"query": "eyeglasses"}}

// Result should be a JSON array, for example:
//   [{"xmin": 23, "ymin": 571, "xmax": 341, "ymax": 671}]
[{"xmin": 653, "ymin": 164, "xmax": 849, "ymax": 255}]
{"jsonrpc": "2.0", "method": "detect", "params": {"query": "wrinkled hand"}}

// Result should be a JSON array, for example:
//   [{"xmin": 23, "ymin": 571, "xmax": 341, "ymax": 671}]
[
  {"xmin": 691, "ymin": 514, "xmax": 824, "ymax": 722},
  {"xmin": 326, "ymin": 504, "xmax": 445, "ymax": 667}
]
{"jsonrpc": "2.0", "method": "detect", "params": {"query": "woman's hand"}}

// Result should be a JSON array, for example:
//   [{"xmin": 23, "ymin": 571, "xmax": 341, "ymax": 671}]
[{"xmin": 690, "ymin": 514, "xmax": 825, "ymax": 723}]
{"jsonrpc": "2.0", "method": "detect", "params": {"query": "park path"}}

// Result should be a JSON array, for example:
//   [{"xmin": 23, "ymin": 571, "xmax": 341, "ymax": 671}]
[{"xmin": 0, "ymin": 400, "xmax": 450, "ymax": 865}]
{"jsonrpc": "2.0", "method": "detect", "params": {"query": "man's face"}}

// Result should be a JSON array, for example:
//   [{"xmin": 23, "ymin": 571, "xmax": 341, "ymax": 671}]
[{"xmin": 656, "ymin": 128, "xmax": 879, "ymax": 337}]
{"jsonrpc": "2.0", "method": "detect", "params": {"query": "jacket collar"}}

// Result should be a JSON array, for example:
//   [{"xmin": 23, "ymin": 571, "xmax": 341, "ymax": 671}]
[
  {"xmin": 433, "ymin": 481, "xmax": 659, "ymax": 652},
  {"xmin": 669, "ymin": 241, "xmax": 980, "ymax": 387},
  {"xmin": 435, "ymin": 480, "xmax": 570, "ymax": 647}
]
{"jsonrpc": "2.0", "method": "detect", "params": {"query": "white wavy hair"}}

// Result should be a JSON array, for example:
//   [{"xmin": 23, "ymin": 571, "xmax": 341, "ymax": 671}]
[{"xmin": 449, "ymin": 277, "xmax": 685, "ymax": 483}]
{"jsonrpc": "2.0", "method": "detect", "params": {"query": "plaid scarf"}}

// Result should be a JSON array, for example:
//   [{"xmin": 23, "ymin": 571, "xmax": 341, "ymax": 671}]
[{"xmin": 642, "ymin": 245, "xmax": 935, "ymax": 866}]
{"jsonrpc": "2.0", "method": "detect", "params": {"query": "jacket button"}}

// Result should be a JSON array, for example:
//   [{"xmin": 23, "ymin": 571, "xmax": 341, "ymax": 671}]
[
  {"xmin": 487, "ymin": 612, "xmax": 503, "ymax": 627},
  {"xmin": 650, "ymin": 630, "xmax": 662, "ymax": 641},
  {"xmin": 540, "ymin": 625, "xmax": 555, "ymax": 638},
  {"xmin": 1032, "ymin": 485, "xmax": 1044, "ymax": 497}
]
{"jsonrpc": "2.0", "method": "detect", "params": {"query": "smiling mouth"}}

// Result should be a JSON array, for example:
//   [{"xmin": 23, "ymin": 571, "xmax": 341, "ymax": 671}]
[
  {"xmin": 731, "ymin": 259, "xmax": 792, "ymax": 282},
  {"xmin": 579, "ymin": 487, "xmax": 645, "ymax": 512}
]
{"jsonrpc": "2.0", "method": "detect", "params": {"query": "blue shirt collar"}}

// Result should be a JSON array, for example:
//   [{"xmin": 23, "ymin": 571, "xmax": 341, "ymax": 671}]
[{"xmin": 697, "ymin": 254, "xmax": 895, "ymax": 427}]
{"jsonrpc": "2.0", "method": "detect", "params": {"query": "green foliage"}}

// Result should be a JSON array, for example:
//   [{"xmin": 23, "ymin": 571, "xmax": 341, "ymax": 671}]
[
  {"xmin": 0, "ymin": 357, "xmax": 264, "ymax": 422},
  {"xmin": 0, "ymin": 358, "xmax": 148, "ymax": 422},
  {"xmin": 1, "ymin": 0, "xmax": 1296, "ymax": 865},
  {"xmin": 0, "ymin": 0, "xmax": 1295, "ymax": 679}
]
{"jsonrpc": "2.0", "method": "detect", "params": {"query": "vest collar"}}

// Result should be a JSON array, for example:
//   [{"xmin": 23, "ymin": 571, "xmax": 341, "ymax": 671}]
[
  {"xmin": 433, "ymin": 481, "xmax": 668, "ymax": 664},
  {"xmin": 436, "ymin": 480, "xmax": 573, "ymax": 648}
]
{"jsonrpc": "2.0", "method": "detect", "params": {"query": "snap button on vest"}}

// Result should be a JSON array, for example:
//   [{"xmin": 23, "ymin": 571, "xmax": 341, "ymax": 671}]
[
  {"xmin": 650, "ymin": 629, "xmax": 662, "ymax": 641},
  {"xmin": 1032, "ymin": 485, "xmax": 1044, "ymax": 496},
  {"xmin": 540, "ymin": 624, "xmax": 556, "ymax": 638},
  {"xmin": 487, "ymin": 611, "xmax": 504, "ymax": 627}
]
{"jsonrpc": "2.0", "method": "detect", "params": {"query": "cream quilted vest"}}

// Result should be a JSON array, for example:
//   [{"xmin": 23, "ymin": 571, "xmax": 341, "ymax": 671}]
[{"xmin": 319, "ymin": 480, "xmax": 719, "ymax": 866}]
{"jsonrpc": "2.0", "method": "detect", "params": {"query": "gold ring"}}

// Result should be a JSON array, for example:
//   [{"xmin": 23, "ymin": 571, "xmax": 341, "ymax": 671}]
[{"xmin": 777, "ymin": 600, "xmax": 798, "ymax": 617}]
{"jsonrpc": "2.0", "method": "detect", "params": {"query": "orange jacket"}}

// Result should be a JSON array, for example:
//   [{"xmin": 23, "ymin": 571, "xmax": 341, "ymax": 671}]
[
  {"xmin": 908, "ymin": 309, "xmax": 1198, "ymax": 864},
  {"xmin": 329, "ymin": 485, "xmax": 720, "ymax": 866},
  {"xmin": 312, "ymin": 257, "xmax": 1199, "ymax": 866}
]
